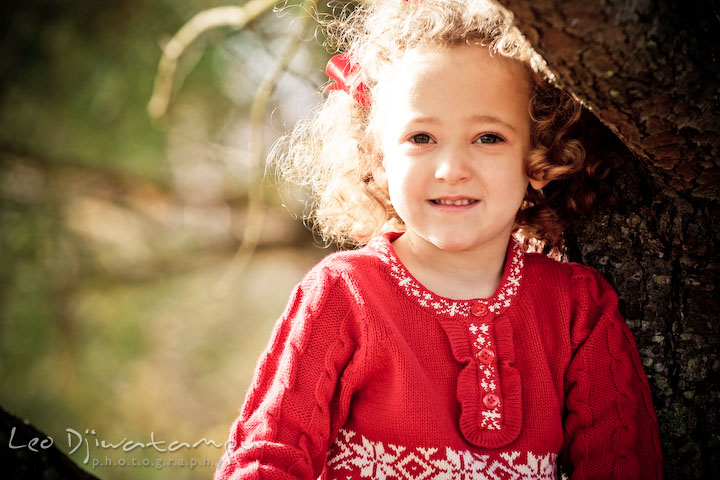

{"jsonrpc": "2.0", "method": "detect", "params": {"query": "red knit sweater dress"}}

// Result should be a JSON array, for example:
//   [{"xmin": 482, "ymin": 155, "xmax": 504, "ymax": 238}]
[{"xmin": 215, "ymin": 232, "xmax": 663, "ymax": 479}]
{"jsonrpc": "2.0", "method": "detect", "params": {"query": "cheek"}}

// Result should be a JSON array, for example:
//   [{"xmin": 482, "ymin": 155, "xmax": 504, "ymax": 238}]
[
  {"xmin": 386, "ymin": 176, "xmax": 404, "ymax": 204},
  {"xmin": 487, "ymin": 166, "xmax": 530, "ymax": 205},
  {"xmin": 382, "ymin": 169, "xmax": 412, "ymax": 214},
  {"xmin": 385, "ymin": 162, "xmax": 413, "ymax": 196}
]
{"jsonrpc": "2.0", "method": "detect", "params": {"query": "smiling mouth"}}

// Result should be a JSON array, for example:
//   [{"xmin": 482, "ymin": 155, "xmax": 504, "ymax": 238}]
[{"xmin": 430, "ymin": 198, "xmax": 478, "ymax": 206}]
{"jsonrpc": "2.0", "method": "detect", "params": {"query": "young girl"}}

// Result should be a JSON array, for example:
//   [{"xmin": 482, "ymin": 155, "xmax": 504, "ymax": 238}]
[{"xmin": 215, "ymin": 0, "xmax": 663, "ymax": 478}]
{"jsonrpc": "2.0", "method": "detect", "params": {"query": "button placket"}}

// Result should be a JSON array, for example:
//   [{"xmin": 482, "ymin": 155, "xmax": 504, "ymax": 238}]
[{"xmin": 468, "ymin": 312, "xmax": 502, "ymax": 431}]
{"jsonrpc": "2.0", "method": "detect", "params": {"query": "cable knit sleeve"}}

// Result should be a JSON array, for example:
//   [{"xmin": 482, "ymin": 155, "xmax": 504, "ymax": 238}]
[
  {"xmin": 214, "ymin": 266, "xmax": 364, "ymax": 480},
  {"xmin": 562, "ymin": 266, "xmax": 663, "ymax": 479}
]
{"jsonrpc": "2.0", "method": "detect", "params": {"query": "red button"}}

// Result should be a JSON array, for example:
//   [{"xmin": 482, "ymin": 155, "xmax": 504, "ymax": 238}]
[
  {"xmin": 477, "ymin": 348, "xmax": 495, "ymax": 365},
  {"xmin": 471, "ymin": 302, "xmax": 488, "ymax": 316},
  {"xmin": 483, "ymin": 393, "xmax": 500, "ymax": 409}
]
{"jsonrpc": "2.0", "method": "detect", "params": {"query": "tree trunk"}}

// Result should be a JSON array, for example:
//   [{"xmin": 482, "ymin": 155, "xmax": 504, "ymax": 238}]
[
  {"xmin": 495, "ymin": 0, "xmax": 719, "ymax": 477},
  {"xmin": 0, "ymin": 406, "xmax": 99, "ymax": 479}
]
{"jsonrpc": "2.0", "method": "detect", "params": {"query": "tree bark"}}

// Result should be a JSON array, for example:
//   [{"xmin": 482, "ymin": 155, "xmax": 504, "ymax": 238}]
[
  {"xmin": 495, "ymin": 0, "xmax": 720, "ymax": 477},
  {"xmin": 0, "ymin": 406, "xmax": 99, "ymax": 479}
]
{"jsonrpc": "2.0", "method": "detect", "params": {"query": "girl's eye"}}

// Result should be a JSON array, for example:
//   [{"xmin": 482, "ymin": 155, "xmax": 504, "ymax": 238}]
[
  {"xmin": 410, "ymin": 133, "xmax": 434, "ymax": 144},
  {"xmin": 476, "ymin": 133, "xmax": 504, "ymax": 144}
]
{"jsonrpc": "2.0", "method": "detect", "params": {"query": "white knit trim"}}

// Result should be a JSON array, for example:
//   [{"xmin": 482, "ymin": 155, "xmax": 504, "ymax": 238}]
[
  {"xmin": 371, "ymin": 237, "xmax": 524, "ymax": 317},
  {"xmin": 326, "ymin": 428, "xmax": 558, "ymax": 479}
]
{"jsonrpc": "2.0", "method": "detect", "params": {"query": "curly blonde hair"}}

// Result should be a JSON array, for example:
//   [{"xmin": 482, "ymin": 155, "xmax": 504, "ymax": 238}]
[{"xmin": 273, "ymin": 0, "xmax": 593, "ymax": 250}]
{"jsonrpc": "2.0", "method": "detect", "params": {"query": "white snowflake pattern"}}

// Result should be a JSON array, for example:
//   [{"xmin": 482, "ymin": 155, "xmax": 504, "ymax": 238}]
[
  {"xmin": 480, "ymin": 409, "xmax": 502, "ymax": 430},
  {"xmin": 326, "ymin": 429, "xmax": 558, "ymax": 480}
]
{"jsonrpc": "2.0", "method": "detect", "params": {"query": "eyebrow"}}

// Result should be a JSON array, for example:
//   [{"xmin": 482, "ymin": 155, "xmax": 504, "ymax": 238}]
[{"xmin": 408, "ymin": 114, "xmax": 519, "ymax": 133}]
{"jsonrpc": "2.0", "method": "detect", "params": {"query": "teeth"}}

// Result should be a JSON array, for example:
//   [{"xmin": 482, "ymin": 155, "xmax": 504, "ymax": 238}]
[{"xmin": 435, "ymin": 199, "xmax": 474, "ymax": 206}]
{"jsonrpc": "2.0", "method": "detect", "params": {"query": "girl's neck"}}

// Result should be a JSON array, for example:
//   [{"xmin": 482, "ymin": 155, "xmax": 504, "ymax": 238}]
[{"xmin": 391, "ymin": 232, "xmax": 510, "ymax": 300}]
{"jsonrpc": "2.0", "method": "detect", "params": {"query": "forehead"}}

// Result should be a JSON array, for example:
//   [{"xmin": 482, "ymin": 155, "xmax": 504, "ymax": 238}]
[{"xmin": 375, "ymin": 44, "xmax": 531, "ymax": 115}]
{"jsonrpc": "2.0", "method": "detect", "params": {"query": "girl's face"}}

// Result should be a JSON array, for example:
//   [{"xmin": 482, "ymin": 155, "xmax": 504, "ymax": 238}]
[{"xmin": 373, "ymin": 44, "xmax": 546, "ymax": 254}]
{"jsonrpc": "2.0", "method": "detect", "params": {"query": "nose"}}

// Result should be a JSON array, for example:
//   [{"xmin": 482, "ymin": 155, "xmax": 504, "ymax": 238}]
[{"xmin": 434, "ymin": 145, "xmax": 472, "ymax": 184}]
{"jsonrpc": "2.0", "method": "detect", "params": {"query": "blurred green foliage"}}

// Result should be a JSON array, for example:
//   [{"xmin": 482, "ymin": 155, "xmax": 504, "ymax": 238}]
[{"xmin": 0, "ymin": 0, "xmax": 333, "ymax": 477}]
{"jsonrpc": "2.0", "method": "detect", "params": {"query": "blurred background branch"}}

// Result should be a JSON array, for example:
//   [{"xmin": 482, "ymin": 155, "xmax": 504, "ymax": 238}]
[
  {"xmin": 216, "ymin": 5, "xmax": 317, "ymax": 297},
  {"xmin": 147, "ymin": 0, "xmax": 282, "ymax": 120}
]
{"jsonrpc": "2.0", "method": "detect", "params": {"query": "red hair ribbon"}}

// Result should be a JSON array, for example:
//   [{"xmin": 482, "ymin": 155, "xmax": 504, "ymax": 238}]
[{"xmin": 324, "ymin": 53, "xmax": 370, "ymax": 108}]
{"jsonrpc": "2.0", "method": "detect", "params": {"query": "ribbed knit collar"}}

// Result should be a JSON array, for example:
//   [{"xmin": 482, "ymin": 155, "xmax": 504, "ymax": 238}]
[{"xmin": 368, "ymin": 232, "xmax": 525, "ymax": 318}]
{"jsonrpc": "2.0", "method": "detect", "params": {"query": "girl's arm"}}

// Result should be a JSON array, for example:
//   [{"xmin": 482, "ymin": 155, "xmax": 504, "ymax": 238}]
[
  {"xmin": 214, "ymin": 267, "xmax": 363, "ymax": 480},
  {"xmin": 562, "ymin": 268, "xmax": 663, "ymax": 479}
]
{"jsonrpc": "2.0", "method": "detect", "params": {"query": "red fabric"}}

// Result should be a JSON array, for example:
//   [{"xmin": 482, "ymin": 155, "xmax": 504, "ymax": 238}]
[{"xmin": 215, "ymin": 233, "xmax": 662, "ymax": 479}]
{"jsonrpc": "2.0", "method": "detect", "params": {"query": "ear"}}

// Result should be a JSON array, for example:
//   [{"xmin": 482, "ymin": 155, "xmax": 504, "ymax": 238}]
[
  {"xmin": 529, "ymin": 176, "xmax": 549, "ymax": 190},
  {"xmin": 372, "ymin": 157, "xmax": 388, "ymax": 191}
]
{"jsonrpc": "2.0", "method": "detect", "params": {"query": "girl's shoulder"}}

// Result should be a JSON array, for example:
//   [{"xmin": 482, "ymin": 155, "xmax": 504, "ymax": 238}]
[
  {"xmin": 523, "ymin": 252, "xmax": 626, "ymax": 352},
  {"xmin": 523, "ymin": 251, "xmax": 615, "ymax": 290},
  {"xmin": 293, "ymin": 242, "xmax": 390, "ymax": 302},
  {"xmin": 308, "ymin": 243, "xmax": 387, "ymax": 280},
  {"xmin": 274, "ymin": 246, "xmax": 386, "ymax": 334},
  {"xmin": 522, "ymin": 251, "xmax": 621, "ymax": 318}
]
